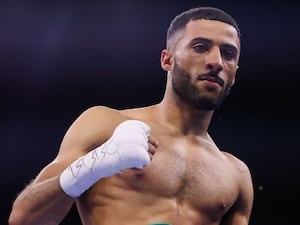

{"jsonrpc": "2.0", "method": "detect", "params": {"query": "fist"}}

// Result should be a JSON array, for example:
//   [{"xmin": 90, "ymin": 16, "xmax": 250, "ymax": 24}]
[{"xmin": 111, "ymin": 120, "xmax": 157, "ymax": 169}]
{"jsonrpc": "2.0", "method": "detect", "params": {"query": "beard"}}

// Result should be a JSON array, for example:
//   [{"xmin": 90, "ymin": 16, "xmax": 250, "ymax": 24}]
[{"xmin": 172, "ymin": 61, "xmax": 232, "ymax": 111}]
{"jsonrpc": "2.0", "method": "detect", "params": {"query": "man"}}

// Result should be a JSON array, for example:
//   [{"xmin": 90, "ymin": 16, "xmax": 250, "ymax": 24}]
[{"xmin": 8, "ymin": 6, "xmax": 253, "ymax": 225}]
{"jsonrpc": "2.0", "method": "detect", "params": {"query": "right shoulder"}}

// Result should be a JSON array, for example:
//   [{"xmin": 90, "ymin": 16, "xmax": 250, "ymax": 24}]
[
  {"xmin": 33, "ymin": 106, "xmax": 131, "ymax": 182},
  {"xmin": 78, "ymin": 105, "xmax": 125, "ymax": 122},
  {"xmin": 58, "ymin": 106, "xmax": 129, "ymax": 158},
  {"xmin": 74, "ymin": 105, "xmax": 128, "ymax": 130}
]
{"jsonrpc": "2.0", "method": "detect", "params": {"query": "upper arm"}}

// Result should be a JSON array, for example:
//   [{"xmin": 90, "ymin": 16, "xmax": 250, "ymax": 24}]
[
  {"xmin": 221, "ymin": 155, "xmax": 254, "ymax": 225},
  {"xmin": 33, "ymin": 106, "xmax": 128, "ymax": 183}
]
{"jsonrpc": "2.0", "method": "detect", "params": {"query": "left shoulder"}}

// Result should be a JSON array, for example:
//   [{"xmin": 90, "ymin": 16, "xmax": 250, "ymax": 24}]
[
  {"xmin": 220, "ymin": 151, "xmax": 254, "ymax": 224},
  {"xmin": 223, "ymin": 152, "xmax": 254, "ymax": 206},
  {"xmin": 222, "ymin": 151, "xmax": 252, "ymax": 179}
]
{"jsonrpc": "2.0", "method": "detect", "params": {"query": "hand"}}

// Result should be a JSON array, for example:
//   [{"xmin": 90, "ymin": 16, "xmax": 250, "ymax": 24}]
[
  {"xmin": 60, "ymin": 120, "xmax": 157, "ymax": 197},
  {"xmin": 103, "ymin": 120, "xmax": 155, "ymax": 170}
]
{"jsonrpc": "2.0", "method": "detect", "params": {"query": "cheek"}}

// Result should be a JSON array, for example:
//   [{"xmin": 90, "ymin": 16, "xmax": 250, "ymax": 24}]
[
  {"xmin": 174, "ymin": 55, "xmax": 205, "ymax": 77},
  {"xmin": 224, "ymin": 63, "xmax": 238, "ymax": 83},
  {"xmin": 226, "ymin": 71, "xmax": 236, "ymax": 86},
  {"xmin": 174, "ymin": 47, "xmax": 198, "ymax": 67}
]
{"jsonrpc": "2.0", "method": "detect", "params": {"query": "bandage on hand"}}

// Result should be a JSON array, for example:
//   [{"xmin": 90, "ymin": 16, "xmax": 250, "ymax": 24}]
[{"xmin": 59, "ymin": 120, "xmax": 152, "ymax": 197}]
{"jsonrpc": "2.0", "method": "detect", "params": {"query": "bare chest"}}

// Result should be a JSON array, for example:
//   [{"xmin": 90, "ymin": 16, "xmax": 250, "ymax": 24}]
[{"xmin": 119, "ymin": 138, "xmax": 239, "ymax": 213}]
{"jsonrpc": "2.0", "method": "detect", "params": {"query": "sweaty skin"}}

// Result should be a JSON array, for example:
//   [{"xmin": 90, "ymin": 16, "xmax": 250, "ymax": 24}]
[{"xmin": 8, "ymin": 19, "xmax": 253, "ymax": 225}]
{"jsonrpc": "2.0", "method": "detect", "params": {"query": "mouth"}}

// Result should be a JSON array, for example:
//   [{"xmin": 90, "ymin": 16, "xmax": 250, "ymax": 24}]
[{"xmin": 197, "ymin": 74, "xmax": 224, "ymax": 87}]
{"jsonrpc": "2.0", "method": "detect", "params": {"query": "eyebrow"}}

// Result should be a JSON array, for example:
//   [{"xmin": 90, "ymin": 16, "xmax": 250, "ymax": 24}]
[
  {"xmin": 189, "ymin": 37, "xmax": 238, "ymax": 53},
  {"xmin": 190, "ymin": 37, "xmax": 212, "ymax": 46}
]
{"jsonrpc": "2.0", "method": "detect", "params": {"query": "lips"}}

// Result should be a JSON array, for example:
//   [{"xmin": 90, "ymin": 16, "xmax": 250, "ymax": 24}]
[{"xmin": 197, "ymin": 75, "xmax": 224, "ymax": 87}]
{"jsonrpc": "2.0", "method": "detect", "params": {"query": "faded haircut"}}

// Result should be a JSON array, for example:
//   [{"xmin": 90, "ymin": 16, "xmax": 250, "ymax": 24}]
[{"xmin": 166, "ymin": 7, "xmax": 240, "ymax": 49}]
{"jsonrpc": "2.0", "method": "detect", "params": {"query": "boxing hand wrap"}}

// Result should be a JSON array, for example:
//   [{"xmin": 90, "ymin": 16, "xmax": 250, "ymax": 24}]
[{"xmin": 59, "ymin": 120, "xmax": 151, "ymax": 197}]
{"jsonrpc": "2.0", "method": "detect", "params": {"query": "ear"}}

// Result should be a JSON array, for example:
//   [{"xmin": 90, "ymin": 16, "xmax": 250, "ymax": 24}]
[
  {"xmin": 160, "ymin": 49, "xmax": 173, "ymax": 71},
  {"xmin": 231, "ymin": 78, "xmax": 235, "ymax": 86}
]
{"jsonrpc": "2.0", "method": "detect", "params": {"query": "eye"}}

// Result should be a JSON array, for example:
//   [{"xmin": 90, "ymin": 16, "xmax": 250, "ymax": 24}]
[
  {"xmin": 221, "ymin": 47, "xmax": 237, "ymax": 60},
  {"xmin": 193, "ymin": 44, "xmax": 208, "ymax": 53}
]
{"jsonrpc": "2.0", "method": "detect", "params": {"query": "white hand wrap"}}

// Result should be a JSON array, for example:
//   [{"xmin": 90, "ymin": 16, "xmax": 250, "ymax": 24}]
[{"xmin": 59, "ymin": 120, "xmax": 151, "ymax": 197}]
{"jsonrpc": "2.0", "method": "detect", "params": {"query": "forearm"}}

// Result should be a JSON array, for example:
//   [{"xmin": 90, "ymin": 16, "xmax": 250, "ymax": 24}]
[
  {"xmin": 9, "ymin": 176, "xmax": 75, "ymax": 225},
  {"xmin": 9, "ymin": 120, "xmax": 153, "ymax": 225}
]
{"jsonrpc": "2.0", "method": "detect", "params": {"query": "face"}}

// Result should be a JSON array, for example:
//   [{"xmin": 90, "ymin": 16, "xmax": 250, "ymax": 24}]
[
  {"xmin": 163, "ymin": 19, "xmax": 240, "ymax": 110},
  {"xmin": 172, "ymin": 59, "xmax": 232, "ymax": 110}
]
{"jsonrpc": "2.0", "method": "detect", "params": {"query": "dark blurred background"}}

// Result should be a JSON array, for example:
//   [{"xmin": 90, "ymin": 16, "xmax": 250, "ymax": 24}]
[{"xmin": 2, "ymin": 1, "xmax": 300, "ymax": 225}]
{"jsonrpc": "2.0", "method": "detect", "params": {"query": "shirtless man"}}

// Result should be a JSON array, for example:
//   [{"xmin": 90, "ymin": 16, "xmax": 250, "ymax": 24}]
[{"xmin": 8, "ymin": 6, "xmax": 254, "ymax": 225}]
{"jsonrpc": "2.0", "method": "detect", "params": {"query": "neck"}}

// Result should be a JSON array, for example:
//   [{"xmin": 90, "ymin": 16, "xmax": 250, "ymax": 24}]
[{"xmin": 156, "ymin": 88, "xmax": 214, "ymax": 136}]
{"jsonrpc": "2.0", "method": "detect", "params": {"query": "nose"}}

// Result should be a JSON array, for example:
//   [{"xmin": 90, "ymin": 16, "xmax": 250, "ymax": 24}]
[{"xmin": 205, "ymin": 47, "xmax": 224, "ymax": 73}]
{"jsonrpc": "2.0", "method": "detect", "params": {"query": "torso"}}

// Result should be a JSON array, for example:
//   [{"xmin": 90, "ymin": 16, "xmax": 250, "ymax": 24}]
[{"xmin": 76, "ymin": 106, "xmax": 242, "ymax": 225}]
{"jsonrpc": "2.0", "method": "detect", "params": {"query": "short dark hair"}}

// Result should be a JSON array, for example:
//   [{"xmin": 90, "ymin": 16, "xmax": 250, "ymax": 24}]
[{"xmin": 167, "ymin": 7, "xmax": 240, "ymax": 49}]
